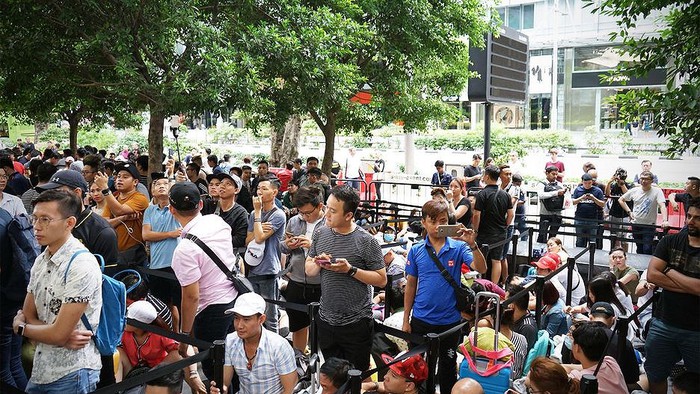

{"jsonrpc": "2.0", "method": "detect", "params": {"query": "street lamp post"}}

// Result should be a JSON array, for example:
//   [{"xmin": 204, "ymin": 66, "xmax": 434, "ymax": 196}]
[{"xmin": 170, "ymin": 115, "xmax": 181, "ymax": 164}]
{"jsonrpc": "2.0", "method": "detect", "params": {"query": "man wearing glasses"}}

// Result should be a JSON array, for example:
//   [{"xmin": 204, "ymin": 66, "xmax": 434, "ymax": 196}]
[
  {"xmin": 618, "ymin": 170, "xmax": 668, "ymax": 255},
  {"xmin": 13, "ymin": 190, "xmax": 102, "ymax": 393},
  {"xmin": 279, "ymin": 186, "xmax": 326, "ymax": 351}
]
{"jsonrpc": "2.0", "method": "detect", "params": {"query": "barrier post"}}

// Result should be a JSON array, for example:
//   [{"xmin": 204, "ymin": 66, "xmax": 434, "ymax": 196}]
[
  {"xmin": 580, "ymin": 374, "xmax": 598, "ymax": 394},
  {"xmin": 527, "ymin": 227, "xmax": 534, "ymax": 261},
  {"xmin": 566, "ymin": 257, "xmax": 575, "ymax": 306},
  {"xmin": 587, "ymin": 242, "xmax": 596, "ymax": 281},
  {"xmin": 384, "ymin": 274, "xmax": 393, "ymax": 321},
  {"xmin": 211, "ymin": 340, "xmax": 225, "ymax": 389},
  {"xmin": 509, "ymin": 232, "xmax": 519, "ymax": 278},
  {"xmin": 348, "ymin": 369, "xmax": 363, "ymax": 394},
  {"xmin": 534, "ymin": 276, "xmax": 545, "ymax": 327},
  {"xmin": 616, "ymin": 316, "xmax": 630, "ymax": 361},
  {"xmin": 425, "ymin": 333, "xmax": 440, "ymax": 394},
  {"xmin": 308, "ymin": 302, "xmax": 320, "ymax": 356}
]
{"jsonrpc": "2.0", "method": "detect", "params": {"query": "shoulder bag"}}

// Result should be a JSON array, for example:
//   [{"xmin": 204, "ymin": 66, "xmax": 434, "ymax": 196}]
[{"xmin": 184, "ymin": 233, "xmax": 254, "ymax": 295}]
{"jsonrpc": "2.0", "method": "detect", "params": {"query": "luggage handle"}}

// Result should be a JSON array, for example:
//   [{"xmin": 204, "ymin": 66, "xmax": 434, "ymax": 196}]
[{"xmin": 473, "ymin": 291, "xmax": 501, "ymax": 354}]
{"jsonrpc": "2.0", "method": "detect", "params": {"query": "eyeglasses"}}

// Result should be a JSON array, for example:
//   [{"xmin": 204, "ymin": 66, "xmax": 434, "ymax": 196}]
[
  {"xmin": 298, "ymin": 206, "xmax": 319, "ymax": 218},
  {"xmin": 29, "ymin": 215, "xmax": 69, "ymax": 227},
  {"xmin": 526, "ymin": 386, "xmax": 544, "ymax": 394}
]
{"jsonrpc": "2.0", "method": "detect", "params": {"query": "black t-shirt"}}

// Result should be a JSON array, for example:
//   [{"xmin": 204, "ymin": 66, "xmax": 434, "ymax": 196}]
[
  {"xmin": 202, "ymin": 200, "xmax": 249, "ymax": 249},
  {"xmin": 674, "ymin": 193, "xmax": 693, "ymax": 216},
  {"xmin": 455, "ymin": 197, "xmax": 472, "ymax": 228},
  {"xmin": 474, "ymin": 185, "xmax": 513, "ymax": 239},
  {"xmin": 72, "ymin": 209, "xmax": 119, "ymax": 266},
  {"xmin": 193, "ymin": 178, "xmax": 209, "ymax": 196},
  {"xmin": 608, "ymin": 182, "xmax": 633, "ymax": 218},
  {"xmin": 464, "ymin": 165, "xmax": 482, "ymax": 189},
  {"xmin": 653, "ymin": 230, "xmax": 700, "ymax": 330}
]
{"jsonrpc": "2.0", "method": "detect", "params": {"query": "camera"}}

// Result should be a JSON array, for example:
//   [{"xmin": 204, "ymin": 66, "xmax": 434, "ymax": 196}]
[{"xmin": 614, "ymin": 168, "xmax": 627, "ymax": 180}]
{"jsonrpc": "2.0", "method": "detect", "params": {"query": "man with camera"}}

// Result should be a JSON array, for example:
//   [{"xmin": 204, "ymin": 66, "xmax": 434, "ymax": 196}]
[{"xmin": 605, "ymin": 168, "xmax": 632, "ymax": 250}]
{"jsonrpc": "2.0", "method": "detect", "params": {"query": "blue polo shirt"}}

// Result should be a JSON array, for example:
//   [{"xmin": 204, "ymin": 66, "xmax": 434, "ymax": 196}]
[
  {"xmin": 406, "ymin": 237, "xmax": 474, "ymax": 325},
  {"xmin": 143, "ymin": 203, "xmax": 181, "ymax": 269}
]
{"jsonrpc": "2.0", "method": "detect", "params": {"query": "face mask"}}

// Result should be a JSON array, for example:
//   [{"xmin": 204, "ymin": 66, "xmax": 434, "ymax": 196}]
[
  {"xmin": 564, "ymin": 335, "xmax": 573, "ymax": 350},
  {"xmin": 383, "ymin": 233, "xmax": 395, "ymax": 242}
]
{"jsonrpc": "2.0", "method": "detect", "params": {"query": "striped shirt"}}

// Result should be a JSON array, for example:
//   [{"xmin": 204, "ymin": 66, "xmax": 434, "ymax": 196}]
[
  {"xmin": 309, "ymin": 225, "xmax": 384, "ymax": 325},
  {"xmin": 509, "ymin": 331, "xmax": 528, "ymax": 379},
  {"xmin": 146, "ymin": 293, "xmax": 173, "ymax": 331}
]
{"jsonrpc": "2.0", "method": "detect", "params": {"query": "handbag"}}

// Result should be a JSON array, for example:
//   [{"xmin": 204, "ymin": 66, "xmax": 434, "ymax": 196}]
[
  {"xmin": 184, "ymin": 233, "xmax": 254, "ymax": 295},
  {"xmin": 425, "ymin": 246, "xmax": 475, "ymax": 312}
]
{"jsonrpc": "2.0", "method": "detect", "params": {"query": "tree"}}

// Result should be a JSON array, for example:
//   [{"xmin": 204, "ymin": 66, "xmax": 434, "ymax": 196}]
[
  {"xmin": 590, "ymin": 0, "xmax": 700, "ymax": 156},
  {"xmin": 222, "ymin": 0, "xmax": 494, "ymax": 174},
  {"xmin": 0, "ymin": 1, "xmax": 259, "ymax": 175}
]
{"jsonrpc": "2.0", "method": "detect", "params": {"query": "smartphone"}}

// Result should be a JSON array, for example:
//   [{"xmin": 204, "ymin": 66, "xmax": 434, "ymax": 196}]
[
  {"xmin": 437, "ymin": 224, "xmax": 461, "ymax": 237},
  {"xmin": 315, "ymin": 257, "xmax": 335, "ymax": 267}
]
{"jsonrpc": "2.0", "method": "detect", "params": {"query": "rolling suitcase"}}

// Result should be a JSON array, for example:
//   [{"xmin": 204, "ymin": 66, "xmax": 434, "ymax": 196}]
[{"xmin": 458, "ymin": 291, "xmax": 513, "ymax": 394}]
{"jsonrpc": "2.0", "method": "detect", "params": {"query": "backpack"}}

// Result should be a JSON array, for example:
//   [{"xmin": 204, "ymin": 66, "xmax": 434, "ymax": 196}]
[
  {"xmin": 522, "ymin": 330, "xmax": 555, "ymax": 376},
  {"xmin": 539, "ymin": 182, "xmax": 565, "ymax": 211},
  {"xmin": 64, "ymin": 249, "xmax": 127, "ymax": 356},
  {"xmin": 1, "ymin": 212, "xmax": 41, "ymax": 303}
]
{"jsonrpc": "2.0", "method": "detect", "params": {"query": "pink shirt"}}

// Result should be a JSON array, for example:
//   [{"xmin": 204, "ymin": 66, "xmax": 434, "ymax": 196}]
[
  {"xmin": 569, "ymin": 356, "xmax": 627, "ymax": 394},
  {"xmin": 172, "ymin": 214, "xmax": 237, "ymax": 313}
]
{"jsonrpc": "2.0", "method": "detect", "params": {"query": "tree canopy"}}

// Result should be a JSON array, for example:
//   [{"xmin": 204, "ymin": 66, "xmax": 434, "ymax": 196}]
[{"xmin": 591, "ymin": 0, "xmax": 700, "ymax": 156}]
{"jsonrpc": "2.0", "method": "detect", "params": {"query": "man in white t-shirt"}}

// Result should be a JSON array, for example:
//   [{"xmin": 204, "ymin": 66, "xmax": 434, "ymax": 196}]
[
  {"xmin": 618, "ymin": 171, "xmax": 668, "ymax": 255},
  {"xmin": 344, "ymin": 147, "xmax": 363, "ymax": 190}
]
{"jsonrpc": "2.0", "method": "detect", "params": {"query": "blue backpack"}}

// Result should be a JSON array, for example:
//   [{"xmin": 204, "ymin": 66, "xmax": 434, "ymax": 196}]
[{"xmin": 64, "ymin": 250, "xmax": 126, "ymax": 356}]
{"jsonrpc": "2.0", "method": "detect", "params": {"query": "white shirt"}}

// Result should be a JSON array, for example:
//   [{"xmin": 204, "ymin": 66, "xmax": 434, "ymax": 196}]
[
  {"xmin": 345, "ymin": 154, "xmax": 362, "ymax": 179},
  {"xmin": 0, "ymin": 192, "xmax": 27, "ymax": 217}
]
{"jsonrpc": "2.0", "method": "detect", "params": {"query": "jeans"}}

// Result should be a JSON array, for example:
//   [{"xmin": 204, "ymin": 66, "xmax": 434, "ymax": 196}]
[
  {"xmin": 410, "ymin": 317, "xmax": 462, "ymax": 394},
  {"xmin": 537, "ymin": 214, "xmax": 562, "ymax": 243},
  {"xmin": 193, "ymin": 301, "xmax": 235, "ymax": 379},
  {"xmin": 0, "ymin": 302, "xmax": 27, "ymax": 390},
  {"xmin": 249, "ymin": 275, "xmax": 279, "ymax": 333},
  {"xmin": 645, "ymin": 318, "xmax": 700, "ymax": 382},
  {"xmin": 632, "ymin": 224, "xmax": 656, "ymax": 255},
  {"xmin": 574, "ymin": 218, "xmax": 598, "ymax": 247},
  {"xmin": 347, "ymin": 178, "xmax": 362, "ymax": 191},
  {"xmin": 26, "ymin": 368, "xmax": 99, "ymax": 394}
]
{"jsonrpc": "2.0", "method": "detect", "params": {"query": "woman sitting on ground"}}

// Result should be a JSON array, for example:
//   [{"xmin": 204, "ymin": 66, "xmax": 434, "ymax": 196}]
[
  {"xmin": 608, "ymin": 247, "xmax": 640, "ymax": 304},
  {"xmin": 522, "ymin": 357, "xmax": 580, "ymax": 394}
]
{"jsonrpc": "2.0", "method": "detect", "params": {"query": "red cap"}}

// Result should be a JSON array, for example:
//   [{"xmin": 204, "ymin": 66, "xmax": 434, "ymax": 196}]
[
  {"xmin": 533, "ymin": 252, "xmax": 559, "ymax": 271},
  {"xmin": 381, "ymin": 354, "xmax": 428, "ymax": 383}
]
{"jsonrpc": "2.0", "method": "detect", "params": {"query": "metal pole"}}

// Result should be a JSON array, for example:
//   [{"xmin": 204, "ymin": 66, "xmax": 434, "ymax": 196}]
[
  {"xmin": 566, "ymin": 257, "xmax": 575, "ymax": 306},
  {"xmin": 308, "ymin": 302, "xmax": 320, "ymax": 356},
  {"xmin": 484, "ymin": 102, "xmax": 492, "ymax": 160},
  {"xmin": 175, "ymin": 136, "xmax": 181, "ymax": 164},
  {"xmin": 510, "ymin": 232, "xmax": 518, "ymax": 279},
  {"xmin": 534, "ymin": 276, "xmax": 545, "ymax": 327},
  {"xmin": 348, "ymin": 369, "xmax": 362, "ymax": 394},
  {"xmin": 211, "ymin": 340, "xmax": 225, "ymax": 389},
  {"xmin": 588, "ymin": 241, "xmax": 596, "ymax": 282},
  {"xmin": 425, "ymin": 333, "xmax": 440, "ymax": 394},
  {"xmin": 528, "ymin": 227, "xmax": 534, "ymax": 261},
  {"xmin": 616, "ymin": 316, "xmax": 630, "ymax": 361}
]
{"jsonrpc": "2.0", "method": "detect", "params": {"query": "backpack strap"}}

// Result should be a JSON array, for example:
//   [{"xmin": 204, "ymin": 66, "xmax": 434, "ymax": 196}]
[{"xmin": 63, "ymin": 249, "xmax": 96, "ymax": 333}]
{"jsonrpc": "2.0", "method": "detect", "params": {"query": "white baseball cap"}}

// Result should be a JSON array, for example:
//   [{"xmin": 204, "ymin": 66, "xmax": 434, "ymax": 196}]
[
  {"xmin": 225, "ymin": 292, "xmax": 267, "ymax": 316},
  {"xmin": 127, "ymin": 300, "xmax": 157, "ymax": 324}
]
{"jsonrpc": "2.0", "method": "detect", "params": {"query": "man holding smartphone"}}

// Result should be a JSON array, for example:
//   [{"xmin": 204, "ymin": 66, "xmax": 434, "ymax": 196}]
[
  {"xmin": 403, "ymin": 199, "xmax": 486, "ymax": 393},
  {"xmin": 572, "ymin": 173, "xmax": 605, "ymax": 248},
  {"xmin": 305, "ymin": 185, "xmax": 386, "ymax": 372}
]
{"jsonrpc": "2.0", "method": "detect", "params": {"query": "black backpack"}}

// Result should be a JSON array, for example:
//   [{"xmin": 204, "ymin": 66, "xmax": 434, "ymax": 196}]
[{"xmin": 0, "ymin": 212, "xmax": 41, "ymax": 302}]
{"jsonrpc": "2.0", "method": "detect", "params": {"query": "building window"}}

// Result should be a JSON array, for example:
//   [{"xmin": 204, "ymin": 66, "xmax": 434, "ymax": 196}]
[{"xmin": 498, "ymin": 4, "xmax": 536, "ymax": 30}]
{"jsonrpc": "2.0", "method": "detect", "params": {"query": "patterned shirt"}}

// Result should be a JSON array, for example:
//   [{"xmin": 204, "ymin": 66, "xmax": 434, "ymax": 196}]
[
  {"xmin": 0, "ymin": 191, "xmax": 27, "ymax": 217},
  {"xmin": 27, "ymin": 236, "xmax": 102, "ymax": 384},
  {"xmin": 224, "ymin": 328, "xmax": 297, "ymax": 394}
]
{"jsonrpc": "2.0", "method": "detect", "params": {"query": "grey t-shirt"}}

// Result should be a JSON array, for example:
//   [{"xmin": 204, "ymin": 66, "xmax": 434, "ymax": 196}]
[
  {"xmin": 309, "ymin": 225, "xmax": 384, "ymax": 325},
  {"xmin": 247, "ymin": 207, "xmax": 287, "ymax": 276}
]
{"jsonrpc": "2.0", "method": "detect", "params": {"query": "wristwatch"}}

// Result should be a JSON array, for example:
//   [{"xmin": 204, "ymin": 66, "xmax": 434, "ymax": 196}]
[
  {"xmin": 347, "ymin": 266, "xmax": 358, "ymax": 277},
  {"xmin": 101, "ymin": 189, "xmax": 111, "ymax": 196},
  {"xmin": 17, "ymin": 323, "xmax": 26, "ymax": 337}
]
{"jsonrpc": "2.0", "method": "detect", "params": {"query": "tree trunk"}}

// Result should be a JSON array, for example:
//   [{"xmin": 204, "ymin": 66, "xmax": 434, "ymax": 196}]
[
  {"xmin": 147, "ymin": 107, "xmax": 166, "ymax": 186},
  {"xmin": 270, "ymin": 115, "xmax": 301, "ymax": 166},
  {"xmin": 33, "ymin": 122, "xmax": 48, "ymax": 144},
  {"xmin": 320, "ymin": 112, "xmax": 337, "ymax": 175},
  {"xmin": 68, "ymin": 116, "xmax": 80, "ymax": 153}
]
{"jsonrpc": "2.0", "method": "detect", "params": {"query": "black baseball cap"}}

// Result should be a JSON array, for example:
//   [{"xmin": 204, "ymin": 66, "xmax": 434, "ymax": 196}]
[
  {"xmin": 115, "ymin": 162, "xmax": 140, "ymax": 180},
  {"xmin": 38, "ymin": 170, "xmax": 88, "ymax": 193},
  {"xmin": 169, "ymin": 182, "xmax": 201, "ymax": 211},
  {"xmin": 590, "ymin": 302, "xmax": 615, "ymax": 317}
]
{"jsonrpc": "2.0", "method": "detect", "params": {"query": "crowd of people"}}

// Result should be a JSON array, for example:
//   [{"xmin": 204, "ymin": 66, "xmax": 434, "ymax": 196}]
[{"xmin": 1, "ymin": 140, "xmax": 699, "ymax": 394}]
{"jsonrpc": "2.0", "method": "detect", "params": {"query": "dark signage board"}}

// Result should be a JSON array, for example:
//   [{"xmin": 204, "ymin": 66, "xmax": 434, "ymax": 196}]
[
  {"xmin": 468, "ymin": 26, "xmax": 529, "ymax": 103},
  {"xmin": 571, "ymin": 68, "xmax": 667, "ymax": 89}
]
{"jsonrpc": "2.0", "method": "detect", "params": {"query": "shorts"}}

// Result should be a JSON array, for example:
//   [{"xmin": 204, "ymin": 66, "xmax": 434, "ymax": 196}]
[
  {"xmin": 283, "ymin": 280, "xmax": 321, "ymax": 332},
  {"xmin": 478, "ymin": 236, "xmax": 505, "ymax": 262},
  {"xmin": 644, "ymin": 318, "xmax": 700, "ymax": 382},
  {"xmin": 148, "ymin": 268, "xmax": 182, "ymax": 308}
]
